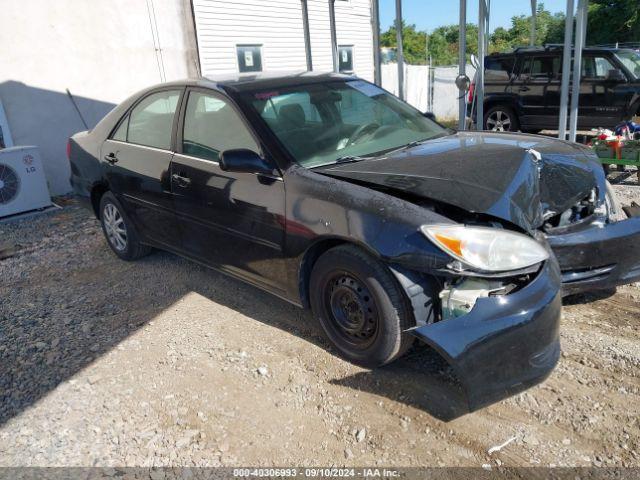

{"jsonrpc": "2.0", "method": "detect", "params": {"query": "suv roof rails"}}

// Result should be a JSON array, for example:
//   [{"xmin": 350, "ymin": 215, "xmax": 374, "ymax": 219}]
[{"xmin": 511, "ymin": 44, "xmax": 565, "ymax": 53}]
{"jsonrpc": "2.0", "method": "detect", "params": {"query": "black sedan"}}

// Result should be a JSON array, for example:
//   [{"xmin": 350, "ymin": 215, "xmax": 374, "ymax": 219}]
[{"xmin": 68, "ymin": 73, "xmax": 640, "ymax": 409}]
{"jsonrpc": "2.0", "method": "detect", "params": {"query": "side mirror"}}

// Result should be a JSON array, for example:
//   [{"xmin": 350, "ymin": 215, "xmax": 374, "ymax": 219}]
[
  {"xmin": 219, "ymin": 149, "xmax": 273, "ymax": 175},
  {"xmin": 606, "ymin": 69, "xmax": 626, "ymax": 82},
  {"xmin": 423, "ymin": 112, "xmax": 436, "ymax": 121}
]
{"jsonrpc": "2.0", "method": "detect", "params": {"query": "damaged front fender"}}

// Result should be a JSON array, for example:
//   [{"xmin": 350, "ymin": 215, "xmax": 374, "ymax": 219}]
[{"xmin": 408, "ymin": 259, "xmax": 562, "ymax": 411}]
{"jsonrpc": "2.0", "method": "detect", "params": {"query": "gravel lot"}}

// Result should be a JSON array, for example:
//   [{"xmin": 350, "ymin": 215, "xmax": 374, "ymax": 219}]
[{"xmin": 0, "ymin": 175, "xmax": 639, "ymax": 468}]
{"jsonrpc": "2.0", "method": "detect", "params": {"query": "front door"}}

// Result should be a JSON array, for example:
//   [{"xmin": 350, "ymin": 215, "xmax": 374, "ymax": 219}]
[
  {"xmin": 578, "ymin": 55, "xmax": 628, "ymax": 128},
  {"xmin": 102, "ymin": 88, "xmax": 183, "ymax": 247},
  {"xmin": 170, "ymin": 88, "xmax": 287, "ymax": 294}
]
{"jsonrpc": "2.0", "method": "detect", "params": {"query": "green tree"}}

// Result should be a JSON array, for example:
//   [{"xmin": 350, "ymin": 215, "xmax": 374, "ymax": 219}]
[
  {"xmin": 379, "ymin": 1, "xmax": 638, "ymax": 67},
  {"xmin": 380, "ymin": 21, "xmax": 428, "ymax": 64},
  {"xmin": 587, "ymin": 0, "xmax": 640, "ymax": 45}
]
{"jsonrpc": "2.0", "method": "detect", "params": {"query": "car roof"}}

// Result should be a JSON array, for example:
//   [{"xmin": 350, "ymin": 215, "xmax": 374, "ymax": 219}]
[{"xmin": 156, "ymin": 71, "xmax": 356, "ymax": 94}]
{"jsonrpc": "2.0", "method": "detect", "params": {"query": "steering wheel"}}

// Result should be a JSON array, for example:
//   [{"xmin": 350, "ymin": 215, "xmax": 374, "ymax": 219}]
[{"xmin": 346, "ymin": 122, "xmax": 380, "ymax": 147}]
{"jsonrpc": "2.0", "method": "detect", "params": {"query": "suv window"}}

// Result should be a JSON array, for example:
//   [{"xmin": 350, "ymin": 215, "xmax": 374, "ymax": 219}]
[
  {"xmin": 182, "ymin": 91, "xmax": 259, "ymax": 162},
  {"xmin": 582, "ymin": 56, "xmax": 616, "ymax": 79},
  {"xmin": 520, "ymin": 56, "xmax": 561, "ymax": 79},
  {"xmin": 124, "ymin": 90, "xmax": 181, "ymax": 150},
  {"xmin": 485, "ymin": 57, "xmax": 515, "ymax": 81}
]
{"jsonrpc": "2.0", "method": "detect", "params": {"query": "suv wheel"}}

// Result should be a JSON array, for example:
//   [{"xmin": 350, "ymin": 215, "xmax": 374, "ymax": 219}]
[{"xmin": 484, "ymin": 105, "xmax": 519, "ymax": 132}]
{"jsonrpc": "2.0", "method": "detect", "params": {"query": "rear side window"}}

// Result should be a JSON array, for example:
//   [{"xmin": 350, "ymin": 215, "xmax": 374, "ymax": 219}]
[
  {"xmin": 182, "ymin": 91, "xmax": 259, "ymax": 162},
  {"xmin": 519, "ymin": 56, "xmax": 561, "ymax": 79},
  {"xmin": 485, "ymin": 57, "xmax": 515, "ymax": 81},
  {"xmin": 124, "ymin": 90, "xmax": 181, "ymax": 150}
]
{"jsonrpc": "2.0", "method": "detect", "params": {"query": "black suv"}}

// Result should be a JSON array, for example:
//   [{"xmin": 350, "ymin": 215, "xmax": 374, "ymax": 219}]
[{"xmin": 470, "ymin": 46, "xmax": 640, "ymax": 132}]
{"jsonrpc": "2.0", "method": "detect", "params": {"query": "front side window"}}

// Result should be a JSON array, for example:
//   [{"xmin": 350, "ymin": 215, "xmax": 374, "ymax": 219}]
[
  {"xmin": 614, "ymin": 50, "xmax": 640, "ymax": 79},
  {"xmin": 182, "ymin": 91, "xmax": 259, "ymax": 162},
  {"xmin": 582, "ymin": 56, "xmax": 616, "ymax": 78},
  {"xmin": 125, "ymin": 90, "xmax": 181, "ymax": 150},
  {"xmin": 244, "ymin": 80, "xmax": 448, "ymax": 168}
]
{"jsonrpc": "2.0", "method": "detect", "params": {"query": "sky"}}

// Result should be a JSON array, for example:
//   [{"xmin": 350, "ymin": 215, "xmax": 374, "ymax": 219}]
[{"xmin": 379, "ymin": 0, "xmax": 570, "ymax": 33}]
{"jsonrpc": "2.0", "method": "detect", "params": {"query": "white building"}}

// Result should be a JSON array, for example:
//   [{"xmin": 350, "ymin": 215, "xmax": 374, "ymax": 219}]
[
  {"xmin": 193, "ymin": 0, "xmax": 374, "ymax": 81},
  {"xmin": 0, "ymin": 0, "xmax": 375, "ymax": 195}
]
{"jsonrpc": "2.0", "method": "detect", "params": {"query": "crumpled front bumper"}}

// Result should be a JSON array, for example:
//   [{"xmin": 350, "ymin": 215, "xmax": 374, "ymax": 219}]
[
  {"xmin": 547, "ymin": 216, "xmax": 640, "ymax": 296},
  {"xmin": 408, "ymin": 259, "xmax": 562, "ymax": 411}
]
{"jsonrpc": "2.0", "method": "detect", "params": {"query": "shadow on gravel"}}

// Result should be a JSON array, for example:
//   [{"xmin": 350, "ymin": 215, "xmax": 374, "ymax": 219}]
[
  {"xmin": 329, "ymin": 347, "xmax": 470, "ymax": 422},
  {"xmin": 563, "ymin": 288, "xmax": 617, "ymax": 306},
  {"xmin": 0, "ymin": 229, "xmax": 475, "ymax": 426}
]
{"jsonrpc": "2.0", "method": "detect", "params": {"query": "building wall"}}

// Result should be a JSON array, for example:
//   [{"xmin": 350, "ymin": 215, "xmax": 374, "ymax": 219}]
[
  {"xmin": 0, "ymin": 0, "xmax": 198, "ymax": 195},
  {"xmin": 193, "ymin": 0, "xmax": 375, "ymax": 81}
]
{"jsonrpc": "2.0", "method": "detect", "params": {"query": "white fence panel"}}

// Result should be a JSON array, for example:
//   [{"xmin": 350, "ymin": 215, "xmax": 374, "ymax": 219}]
[{"xmin": 381, "ymin": 63, "xmax": 476, "ymax": 122}]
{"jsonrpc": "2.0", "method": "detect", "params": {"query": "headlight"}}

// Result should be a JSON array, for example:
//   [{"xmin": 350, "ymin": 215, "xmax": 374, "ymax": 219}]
[{"xmin": 421, "ymin": 224, "xmax": 549, "ymax": 272}]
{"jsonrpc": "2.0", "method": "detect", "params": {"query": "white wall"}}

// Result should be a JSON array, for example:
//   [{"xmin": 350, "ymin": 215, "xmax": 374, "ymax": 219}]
[
  {"xmin": 193, "ymin": 0, "xmax": 374, "ymax": 81},
  {"xmin": 0, "ymin": 0, "xmax": 198, "ymax": 195}
]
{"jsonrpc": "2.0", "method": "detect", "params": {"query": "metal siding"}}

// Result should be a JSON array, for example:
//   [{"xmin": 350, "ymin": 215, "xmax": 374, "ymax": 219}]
[{"xmin": 193, "ymin": 0, "xmax": 373, "ymax": 80}]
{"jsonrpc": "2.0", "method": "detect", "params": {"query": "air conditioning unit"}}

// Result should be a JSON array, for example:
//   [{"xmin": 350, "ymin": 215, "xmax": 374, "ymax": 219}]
[{"xmin": 0, "ymin": 146, "xmax": 51, "ymax": 219}]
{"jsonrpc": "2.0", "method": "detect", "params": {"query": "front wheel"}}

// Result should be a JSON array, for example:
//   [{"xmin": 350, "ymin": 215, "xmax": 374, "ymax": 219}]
[
  {"xmin": 483, "ymin": 105, "xmax": 520, "ymax": 132},
  {"xmin": 309, "ymin": 245, "xmax": 415, "ymax": 368}
]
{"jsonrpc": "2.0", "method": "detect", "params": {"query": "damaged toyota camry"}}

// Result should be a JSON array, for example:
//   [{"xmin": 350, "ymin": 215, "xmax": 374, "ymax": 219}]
[{"xmin": 68, "ymin": 73, "xmax": 640, "ymax": 409}]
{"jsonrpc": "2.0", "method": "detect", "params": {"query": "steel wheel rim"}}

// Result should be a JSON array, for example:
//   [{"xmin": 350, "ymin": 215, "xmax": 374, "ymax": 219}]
[
  {"xmin": 103, "ymin": 203, "xmax": 127, "ymax": 251},
  {"xmin": 323, "ymin": 273, "xmax": 379, "ymax": 349},
  {"xmin": 486, "ymin": 110, "xmax": 512, "ymax": 132}
]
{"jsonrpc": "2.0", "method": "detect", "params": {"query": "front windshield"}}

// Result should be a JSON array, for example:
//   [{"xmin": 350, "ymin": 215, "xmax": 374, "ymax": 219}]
[
  {"xmin": 615, "ymin": 50, "xmax": 640, "ymax": 79},
  {"xmin": 244, "ymin": 80, "xmax": 448, "ymax": 168}
]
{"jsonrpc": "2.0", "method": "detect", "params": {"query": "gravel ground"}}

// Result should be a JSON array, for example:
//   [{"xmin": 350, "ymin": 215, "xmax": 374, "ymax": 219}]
[{"xmin": 0, "ymin": 177, "xmax": 639, "ymax": 469}]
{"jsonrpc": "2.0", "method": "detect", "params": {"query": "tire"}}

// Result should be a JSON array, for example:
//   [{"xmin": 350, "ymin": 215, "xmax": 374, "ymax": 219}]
[
  {"xmin": 309, "ymin": 245, "xmax": 415, "ymax": 368},
  {"xmin": 483, "ymin": 105, "xmax": 520, "ymax": 132},
  {"xmin": 99, "ymin": 191, "xmax": 152, "ymax": 261}
]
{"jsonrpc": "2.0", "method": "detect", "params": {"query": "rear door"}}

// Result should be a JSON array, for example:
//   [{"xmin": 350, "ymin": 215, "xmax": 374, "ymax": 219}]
[
  {"xmin": 101, "ymin": 88, "xmax": 183, "ymax": 247},
  {"xmin": 513, "ymin": 54, "xmax": 560, "ymax": 129},
  {"xmin": 170, "ymin": 88, "xmax": 288, "ymax": 294}
]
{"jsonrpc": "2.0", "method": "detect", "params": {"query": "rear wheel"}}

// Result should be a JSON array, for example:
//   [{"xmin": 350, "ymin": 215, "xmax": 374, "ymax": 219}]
[
  {"xmin": 99, "ymin": 191, "xmax": 152, "ymax": 261},
  {"xmin": 309, "ymin": 245, "xmax": 415, "ymax": 368},
  {"xmin": 484, "ymin": 105, "xmax": 519, "ymax": 132}
]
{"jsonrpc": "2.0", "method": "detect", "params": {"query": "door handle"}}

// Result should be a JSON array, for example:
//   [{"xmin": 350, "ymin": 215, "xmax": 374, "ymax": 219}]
[
  {"xmin": 519, "ymin": 86, "xmax": 530, "ymax": 92},
  {"xmin": 104, "ymin": 153, "xmax": 119, "ymax": 164},
  {"xmin": 172, "ymin": 173, "xmax": 192, "ymax": 187}
]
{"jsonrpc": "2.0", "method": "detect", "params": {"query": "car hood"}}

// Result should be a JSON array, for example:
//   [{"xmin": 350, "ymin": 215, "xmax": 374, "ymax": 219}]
[{"xmin": 315, "ymin": 131, "xmax": 603, "ymax": 232}]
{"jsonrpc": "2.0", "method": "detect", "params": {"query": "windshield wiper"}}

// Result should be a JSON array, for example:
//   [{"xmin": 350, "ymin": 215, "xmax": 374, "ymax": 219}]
[{"xmin": 334, "ymin": 155, "xmax": 366, "ymax": 164}]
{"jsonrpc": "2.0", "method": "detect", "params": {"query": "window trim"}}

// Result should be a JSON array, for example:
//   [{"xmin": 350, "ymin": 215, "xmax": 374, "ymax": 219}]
[
  {"xmin": 176, "ymin": 87, "xmax": 278, "ymax": 174},
  {"xmin": 107, "ymin": 86, "xmax": 186, "ymax": 152}
]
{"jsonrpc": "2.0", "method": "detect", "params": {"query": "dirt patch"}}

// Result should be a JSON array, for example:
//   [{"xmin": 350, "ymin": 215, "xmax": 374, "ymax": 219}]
[{"xmin": 0, "ymin": 184, "xmax": 639, "ymax": 468}]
